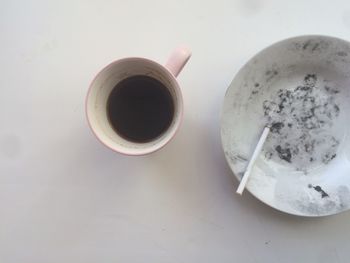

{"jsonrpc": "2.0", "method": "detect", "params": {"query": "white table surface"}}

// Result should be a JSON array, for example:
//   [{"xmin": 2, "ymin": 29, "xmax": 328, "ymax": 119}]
[{"xmin": 1, "ymin": 0, "xmax": 350, "ymax": 262}]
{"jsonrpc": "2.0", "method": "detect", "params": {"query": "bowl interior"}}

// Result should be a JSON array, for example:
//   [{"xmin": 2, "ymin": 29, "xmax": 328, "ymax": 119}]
[{"xmin": 221, "ymin": 35, "xmax": 350, "ymax": 216}]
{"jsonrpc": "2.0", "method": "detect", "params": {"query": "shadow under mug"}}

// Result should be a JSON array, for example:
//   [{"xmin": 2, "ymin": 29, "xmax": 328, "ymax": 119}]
[{"xmin": 86, "ymin": 47, "xmax": 191, "ymax": 155}]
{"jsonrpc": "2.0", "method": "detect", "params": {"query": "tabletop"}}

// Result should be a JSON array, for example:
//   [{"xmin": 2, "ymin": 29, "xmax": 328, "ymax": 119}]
[{"xmin": 1, "ymin": 0, "xmax": 350, "ymax": 262}]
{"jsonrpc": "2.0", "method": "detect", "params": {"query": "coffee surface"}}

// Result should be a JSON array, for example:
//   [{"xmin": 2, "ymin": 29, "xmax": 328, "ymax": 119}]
[{"xmin": 107, "ymin": 75, "xmax": 174, "ymax": 143}]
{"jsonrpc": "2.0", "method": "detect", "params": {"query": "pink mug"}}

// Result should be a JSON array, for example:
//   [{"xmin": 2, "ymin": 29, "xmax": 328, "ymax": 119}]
[{"xmin": 86, "ymin": 47, "xmax": 191, "ymax": 155}]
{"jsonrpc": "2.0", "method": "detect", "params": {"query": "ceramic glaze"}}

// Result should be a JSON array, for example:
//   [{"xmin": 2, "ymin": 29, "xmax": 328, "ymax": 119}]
[{"xmin": 221, "ymin": 35, "xmax": 350, "ymax": 216}]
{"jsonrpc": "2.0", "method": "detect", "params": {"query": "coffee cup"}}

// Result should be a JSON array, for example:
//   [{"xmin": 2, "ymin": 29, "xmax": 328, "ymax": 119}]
[{"xmin": 86, "ymin": 47, "xmax": 191, "ymax": 155}]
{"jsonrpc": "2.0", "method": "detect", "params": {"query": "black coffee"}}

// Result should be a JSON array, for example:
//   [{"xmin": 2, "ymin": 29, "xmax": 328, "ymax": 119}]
[{"xmin": 107, "ymin": 75, "xmax": 174, "ymax": 143}]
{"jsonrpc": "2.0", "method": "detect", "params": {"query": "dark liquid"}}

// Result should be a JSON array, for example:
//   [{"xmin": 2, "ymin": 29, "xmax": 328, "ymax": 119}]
[{"xmin": 107, "ymin": 75, "xmax": 174, "ymax": 143}]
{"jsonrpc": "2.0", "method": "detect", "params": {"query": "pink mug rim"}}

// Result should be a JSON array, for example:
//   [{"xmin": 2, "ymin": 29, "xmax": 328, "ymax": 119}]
[{"xmin": 85, "ymin": 57, "xmax": 184, "ymax": 156}]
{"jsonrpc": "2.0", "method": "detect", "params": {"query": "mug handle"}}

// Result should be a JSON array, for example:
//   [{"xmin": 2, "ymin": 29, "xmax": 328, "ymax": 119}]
[{"xmin": 165, "ymin": 46, "xmax": 192, "ymax": 77}]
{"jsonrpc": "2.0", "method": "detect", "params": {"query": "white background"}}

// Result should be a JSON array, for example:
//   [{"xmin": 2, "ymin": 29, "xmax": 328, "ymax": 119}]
[{"xmin": 1, "ymin": 0, "xmax": 350, "ymax": 262}]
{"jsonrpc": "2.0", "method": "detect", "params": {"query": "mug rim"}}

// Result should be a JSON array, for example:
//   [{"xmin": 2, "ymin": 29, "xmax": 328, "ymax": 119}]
[{"xmin": 85, "ymin": 57, "xmax": 184, "ymax": 155}]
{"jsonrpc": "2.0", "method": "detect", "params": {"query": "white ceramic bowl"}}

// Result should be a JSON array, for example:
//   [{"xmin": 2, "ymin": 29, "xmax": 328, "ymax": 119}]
[{"xmin": 221, "ymin": 35, "xmax": 350, "ymax": 216}]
